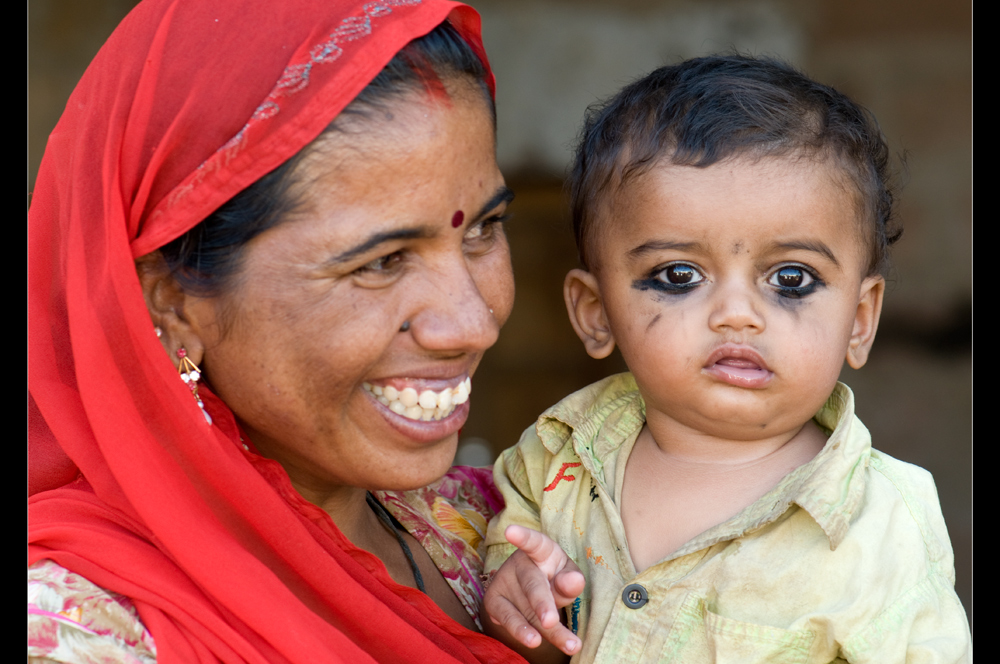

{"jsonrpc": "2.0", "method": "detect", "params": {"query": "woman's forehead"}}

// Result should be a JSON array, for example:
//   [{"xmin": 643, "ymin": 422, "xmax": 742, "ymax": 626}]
[{"xmin": 264, "ymin": 86, "xmax": 501, "ymax": 241}]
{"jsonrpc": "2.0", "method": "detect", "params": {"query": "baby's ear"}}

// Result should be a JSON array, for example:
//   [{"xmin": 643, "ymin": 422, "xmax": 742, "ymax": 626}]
[
  {"xmin": 845, "ymin": 275, "xmax": 885, "ymax": 369},
  {"xmin": 564, "ymin": 269, "xmax": 616, "ymax": 359}
]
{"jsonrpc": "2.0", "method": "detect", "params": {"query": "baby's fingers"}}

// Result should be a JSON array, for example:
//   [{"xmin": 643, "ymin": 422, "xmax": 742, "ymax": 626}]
[
  {"xmin": 505, "ymin": 525, "xmax": 566, "ymax": 572},
  {"xmin": 538, "ymin": 621, "xmax": 581, "ymax": 657},
  {"xmin": 484, "ymin": 594, "xmax": 544, "ymax": 649},
  {"xmin": 552, "ymin": 566, "xmax": 586, "ymax": 605},
  {"xmin": 512, "ymin": 551, "xmax": 563, "ymax": 629},
  {"xmin": 485, "ymin": 592, "xmax": 581, "ymax": 656}
]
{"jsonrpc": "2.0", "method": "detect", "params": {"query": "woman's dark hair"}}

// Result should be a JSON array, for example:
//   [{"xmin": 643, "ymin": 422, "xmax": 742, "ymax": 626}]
[
  {"xmin": 569, "ymin": 54, "xmax": 902, "ymax": 276},
  {"xmin": 160, "ymin": 20, "xmax": 492, "ymax": 295}
]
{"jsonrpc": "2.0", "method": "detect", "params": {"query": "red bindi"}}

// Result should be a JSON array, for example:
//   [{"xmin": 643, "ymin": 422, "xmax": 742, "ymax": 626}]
[{"xmin": 451, "ymin": 210, "xmax": 464, "ymax": 228}]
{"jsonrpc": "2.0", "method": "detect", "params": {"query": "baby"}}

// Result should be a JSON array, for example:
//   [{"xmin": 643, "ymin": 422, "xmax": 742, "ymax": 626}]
[{"xmin": 482, "ymin": 55, "xmax": 971, "ymax": 663}]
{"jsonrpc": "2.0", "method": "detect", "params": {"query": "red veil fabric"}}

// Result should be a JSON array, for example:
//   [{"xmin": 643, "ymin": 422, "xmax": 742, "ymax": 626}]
[{"xmin": 28, "ymin": 1, "xmax": 520, "ymax": 662}]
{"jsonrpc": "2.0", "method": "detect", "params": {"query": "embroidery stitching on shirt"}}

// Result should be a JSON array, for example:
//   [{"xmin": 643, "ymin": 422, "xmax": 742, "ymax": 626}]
[
  {"xmin": 544, "ymin": 462, "xmax": 582, "ymax": 491},
  {"xmin": 586, "ymin": 546, "xmax": 612, "ymax": 571}
]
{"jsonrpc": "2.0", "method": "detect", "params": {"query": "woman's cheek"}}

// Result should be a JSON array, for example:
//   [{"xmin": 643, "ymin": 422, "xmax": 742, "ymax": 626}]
[{"xmin": 481, "ymin": 243, "xmax": 515, "ymax": 328}]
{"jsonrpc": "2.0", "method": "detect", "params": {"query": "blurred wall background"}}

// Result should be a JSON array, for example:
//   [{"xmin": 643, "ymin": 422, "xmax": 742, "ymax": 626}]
[{"xmin": 29, "ymin": 0, "xmax": 971, "ymax": 626}]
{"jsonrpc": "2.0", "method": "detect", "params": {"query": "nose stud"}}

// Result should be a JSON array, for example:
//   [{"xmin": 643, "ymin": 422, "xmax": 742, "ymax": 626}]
[{"xmin": 399, "ymin": 321, "xmax": 411, "ymax": 332}]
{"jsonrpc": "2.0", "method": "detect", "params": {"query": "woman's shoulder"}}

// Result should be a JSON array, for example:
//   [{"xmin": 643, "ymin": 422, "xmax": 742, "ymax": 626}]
[{"xmin": 29, "ymin": 559, "xmax": 157, "ymax": 664}]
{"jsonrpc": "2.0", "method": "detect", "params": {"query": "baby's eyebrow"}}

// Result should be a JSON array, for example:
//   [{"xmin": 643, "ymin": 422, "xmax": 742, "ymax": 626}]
[
  {"xmin": 627, "ymin": 240, "xmax": 702, "ymax": 261},
  {"xmin": 773, "ymin": 241, "xmax": 840, "ymax": 267}
]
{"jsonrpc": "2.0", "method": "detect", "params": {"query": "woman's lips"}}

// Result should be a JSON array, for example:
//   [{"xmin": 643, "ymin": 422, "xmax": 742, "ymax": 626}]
[
  {"xmin": 703, "ymin": 346, "xmax": 773, "ymax": 388},
  {"xmin": 363, "ymin": 377, "xmax": 471, "ymax": 422}
]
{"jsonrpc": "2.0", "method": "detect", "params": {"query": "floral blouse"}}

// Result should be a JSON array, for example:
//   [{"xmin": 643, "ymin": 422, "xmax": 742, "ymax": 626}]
[{"xmin": 28, "ymin": 466, "xmax": 503, "ymax": 663}]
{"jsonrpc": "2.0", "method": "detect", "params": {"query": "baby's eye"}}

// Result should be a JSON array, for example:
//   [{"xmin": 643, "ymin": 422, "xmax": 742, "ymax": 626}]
[
  {"xmin": 767, "ymin": 265, "xmax": 819, "ymax": 296},
  {"xmin": 770, "ymin": 266, "xmax": 812, "ymax": 288},
  {"xmin": 657, "ymin": 263, "xmax": 704, "ymax": 286}
]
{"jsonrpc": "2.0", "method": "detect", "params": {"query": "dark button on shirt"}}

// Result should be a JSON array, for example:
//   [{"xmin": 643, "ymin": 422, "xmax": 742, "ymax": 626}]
[{"xmin": 621, "ymin": 583, "xmax": 648, "ymax": 609}]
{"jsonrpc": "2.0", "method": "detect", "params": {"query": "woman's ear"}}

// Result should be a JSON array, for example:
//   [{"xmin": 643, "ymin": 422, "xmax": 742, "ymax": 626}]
[
  {"xmin": 845, "ymin": 275, "xmax": 885, "ymax": 369},
  {"xmin": 135, "ymin": 252, "xmax": 207, "ymax": 368},
  {"xmin": 564, "ymin": 269, "xmax": 616, "ymax": 359}
]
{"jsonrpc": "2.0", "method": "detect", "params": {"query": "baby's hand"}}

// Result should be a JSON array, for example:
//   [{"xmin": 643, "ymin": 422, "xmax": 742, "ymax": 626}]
[{"xmin": 483, "ymin": 525, "xmax": 586, "ymax": 657}]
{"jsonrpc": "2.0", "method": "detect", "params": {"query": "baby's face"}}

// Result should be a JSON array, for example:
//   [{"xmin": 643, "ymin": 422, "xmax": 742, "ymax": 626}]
[{"xmin": 580, "ymin": 155, "xmax": 883, "ymax": 442}]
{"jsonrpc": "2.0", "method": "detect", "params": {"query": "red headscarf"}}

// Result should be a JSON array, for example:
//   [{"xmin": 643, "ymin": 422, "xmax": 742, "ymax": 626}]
[{"xmin": 28, "ymin": 1, "xmax": 519, "ymax": 662}]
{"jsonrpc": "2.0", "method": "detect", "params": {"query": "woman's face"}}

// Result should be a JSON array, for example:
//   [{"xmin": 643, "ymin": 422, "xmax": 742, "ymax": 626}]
[{"xmin": 190, "ymin": 80, "xmax": 514, "ymax": 503}]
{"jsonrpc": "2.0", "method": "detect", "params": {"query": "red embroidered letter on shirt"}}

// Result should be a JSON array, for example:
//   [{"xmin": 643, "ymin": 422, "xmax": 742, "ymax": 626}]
[{"xmin": 543, "ymin": 462, "xmax": 582, "ymax": 491}]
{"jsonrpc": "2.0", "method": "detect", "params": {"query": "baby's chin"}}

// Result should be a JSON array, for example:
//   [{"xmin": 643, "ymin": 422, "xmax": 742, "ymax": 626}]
[{"xmin": 658, "ymin": 405, "xmax": 821, "ymax": 445}]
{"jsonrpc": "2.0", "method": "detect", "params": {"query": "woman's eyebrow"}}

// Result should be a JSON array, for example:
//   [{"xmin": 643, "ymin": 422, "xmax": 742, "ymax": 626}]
[
  {"xmin": 473, "ymin": 186, "xmax": 515, "ymax": 220},
  {"xmin": 328, "ymin": 228, "xmax": 434, "ymax": 264}
]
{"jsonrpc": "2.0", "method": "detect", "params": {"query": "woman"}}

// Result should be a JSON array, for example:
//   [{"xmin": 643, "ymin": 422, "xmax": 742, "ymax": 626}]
[{"xmin": 28, "ymin": 0, "xmax": 524, "ymax": 661}]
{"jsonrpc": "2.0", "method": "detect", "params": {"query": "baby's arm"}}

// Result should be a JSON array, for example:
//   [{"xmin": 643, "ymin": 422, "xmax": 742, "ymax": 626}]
[{"xmin": 482, "ymin": 525, "xmax": 585, "ymax": 663}]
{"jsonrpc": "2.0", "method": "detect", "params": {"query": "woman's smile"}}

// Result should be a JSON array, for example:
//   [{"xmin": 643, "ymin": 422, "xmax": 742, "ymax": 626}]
[{"xmin": 363, "ymin": 376, "xmax": 471, "ymax": 423}]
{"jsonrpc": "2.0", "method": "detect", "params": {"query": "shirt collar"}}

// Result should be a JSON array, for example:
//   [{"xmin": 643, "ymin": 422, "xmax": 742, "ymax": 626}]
[
  {"xmin": 783, "ymin": 382, "xmax": 871, "ymax": 549},
  {"xmin": 533, "ymin": 374, "xmax": 870, "ymax": 552}
]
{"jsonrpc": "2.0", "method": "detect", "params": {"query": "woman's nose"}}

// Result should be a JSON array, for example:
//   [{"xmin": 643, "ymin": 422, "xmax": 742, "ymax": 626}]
[
  {"xmin": 408, "ymin": 261, "xmax": 500, "ymax": 353},
  {"xmin": 707, "ymin": 278, "xmax": 766, "ymax": 334}
]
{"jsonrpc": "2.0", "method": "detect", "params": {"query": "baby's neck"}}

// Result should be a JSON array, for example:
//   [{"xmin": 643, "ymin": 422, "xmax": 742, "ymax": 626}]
[
  {"xmin": 620, "ymin": 419, "xmax": 826, "ymax": 573},
  {"xmin": 642, "ymin": 410, "xmax": 826, "ymax": 465}
]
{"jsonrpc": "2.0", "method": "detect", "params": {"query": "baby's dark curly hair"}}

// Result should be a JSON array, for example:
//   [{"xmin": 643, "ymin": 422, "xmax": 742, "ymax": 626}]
[{"xmin": 569, "ymin": 54, "xmax": 901, "ymax": 276}]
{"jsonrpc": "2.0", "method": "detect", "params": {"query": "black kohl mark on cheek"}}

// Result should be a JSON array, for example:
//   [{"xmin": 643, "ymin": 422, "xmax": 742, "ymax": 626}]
[
  {"xmin": 771, "ymin": 285, "xmax": 821, "ymax": 311},
  {"xmin": 451, "ymin": 210, "xmax": 464, "ymax": 228},
  {"xmin": 774, "ymin": 295, "xmax": 805, "ymax": 313},
  {"xmin": 632, "ymin": 277, "xmax": 695, "ymax": 295}
]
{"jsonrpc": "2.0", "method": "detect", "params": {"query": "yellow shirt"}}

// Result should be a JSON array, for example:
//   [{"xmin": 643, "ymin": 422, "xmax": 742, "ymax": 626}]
[{"xmin": 485, "ymin": 374, "xmax": 971, "ymax": 663}]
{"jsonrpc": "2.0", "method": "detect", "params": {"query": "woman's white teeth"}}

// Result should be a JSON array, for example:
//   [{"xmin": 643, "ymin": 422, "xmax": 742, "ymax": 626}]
[
  {"xmin": 364, "ymin": 378, "xmax": 471, "ymax": 421},
  {"xmin": 418, "ymin": 390, "xmax": 438, "ymax": 409},
  {"xmin": 399, "ymin": 387, "xmax": 419, "ymax": 408}
]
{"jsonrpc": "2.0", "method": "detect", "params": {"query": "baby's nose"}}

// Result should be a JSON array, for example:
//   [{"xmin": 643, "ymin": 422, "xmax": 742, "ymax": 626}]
[{"xmin": 707, "ymin": 282, "xmax": 765, "ymax": 333}]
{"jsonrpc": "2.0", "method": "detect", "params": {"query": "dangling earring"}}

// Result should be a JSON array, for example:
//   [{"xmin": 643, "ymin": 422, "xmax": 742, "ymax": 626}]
[{"xmin": 177, "ymin": 348, "xmax": 212, "ymax": 425}]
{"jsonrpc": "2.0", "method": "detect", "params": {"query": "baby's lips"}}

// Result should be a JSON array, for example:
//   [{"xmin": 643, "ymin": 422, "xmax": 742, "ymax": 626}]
[
  {"xmin": 704, "ymin": 344, "xmax": 770, "ymax": 371},
  {"xmin": 714, "ymin": 357, "xmax": 763, "ymax": 370}
]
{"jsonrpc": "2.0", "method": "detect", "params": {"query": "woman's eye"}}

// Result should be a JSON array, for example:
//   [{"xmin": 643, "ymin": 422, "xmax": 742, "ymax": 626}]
[
  {"xmin": 464, "ymin": 223, "xmax": 487, "ymax": 240},
  {"xmin": 464, "ymin": 215, "xmax": 509, "ymax": 244},
  {"xmin": 358, "ymin": 252, "xmax": 401, "ymax": 273},
  {"xmin": 657, "ymin": 263, "xmax": 703, "ymax": 285},
  {"xmin": 768, "ymin": 266, "xmax": 818, "ymax": 295}
]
